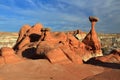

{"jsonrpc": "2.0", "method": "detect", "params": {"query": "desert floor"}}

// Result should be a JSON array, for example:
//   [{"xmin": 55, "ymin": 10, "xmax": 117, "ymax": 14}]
[{"xmin": 0, "ymin": 59, "xmax": 120, "ymax": 80}]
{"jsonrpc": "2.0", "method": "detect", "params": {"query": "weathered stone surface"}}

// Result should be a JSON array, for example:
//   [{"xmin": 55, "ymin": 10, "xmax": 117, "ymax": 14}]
[
  {"xmin": 36, "ymin": 41, "xmax": 55, "ymax": 55},
  {"xmin": 14, "ymin": 23, "xmax": 43, "ymax": 50},
  {"xmin": 36, "ymin": 32, "xmax": 83, "ymax": 64},
  {"xmin": 17, "ymin": 36, "xmax": 30, "ymax": 50},
  {"xmin": 82, "ymin": 16, "xmax": 102, "ymax": 57},
  {"xmin": 46, "ymin": 47, "xmax": 72, "ymax": 64},
  {"xmin": 60, "ymin": 45, "xmax": 83, "ymax": 64},
  {"xmin": 89, "ymin": 16, "xmax": 99, "ymax": 22},
  {"xmin": 27, "ymin": 23, "xmax": 43, "ymax": 36},
  {"xmin": 43, "ymin": 31, "xmax": 58, "ymax": 42},
  {"xmin": 53, "ymin": 32, "xmax": 67, "ymax": 43},
  {"xmin": 96, "ymin": 49, "xmax": 120, "ymax": 63},
  {"xmin": 13, "ymin": 24, "xmax": 31, "ymax": 50},
  {"xmin": 0, "ymin": 47, "xmax": 23, "ymax": 64},
  {"xmin": 16, "ymin": 24, "xmax": 31, "ymax": 43},
  {"xmin": 12, "ymin": 17, "xmax": 103, "ymax": 64},
  {"xmin": 0, "ymin": 57, "xmax": 4, "ymax": 64}
]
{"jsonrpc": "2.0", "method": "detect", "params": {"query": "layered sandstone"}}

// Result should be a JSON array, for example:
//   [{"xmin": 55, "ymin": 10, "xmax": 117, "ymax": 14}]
[
  {"xmin": 95, "ymin": 49, "xmax": 120, "ymax": 63},
  {"xmin": 82, "ymin": 16, "xmax": 102, "ymax": 57},
  {"xmin": 11, "ymin": 17, "xmax": 103, "ymax": 64}
]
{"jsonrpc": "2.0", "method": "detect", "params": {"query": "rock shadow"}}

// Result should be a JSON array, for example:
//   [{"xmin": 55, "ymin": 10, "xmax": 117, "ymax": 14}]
[
  {"xmin": 85, "ymin": 58, "xmax": 120, "ymax": 69},
  {"xmin": 29, "ymin": 34, "xmax": 41, "ymax": 42},
  {"xmin": 22, "ymin": 47, "xmax": 47, "ymax": 59}
]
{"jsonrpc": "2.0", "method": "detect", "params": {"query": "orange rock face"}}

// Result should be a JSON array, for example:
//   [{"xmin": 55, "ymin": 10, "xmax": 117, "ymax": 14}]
[
  {"xmin": 82, "ymin": 16, "xmax": 102, "ymax": 57},
  {"xmin": 27, "ymin": 23, "xmax": 43, "ymax": 36},
  {"xmin": 16, "ymin": 24, "xmax": 31, "ymax": 43},
  {"xmin": 0, "ymin": 47, "xmax": 23, "ymax": 64},
  {"xmin": 0, "ymin": 57, "xmax": 4, "ymax": 64},
  {"xmin": 96, "ymin": 49, "xmax": 120, "ymax": 63},
  {"xmin": 13, "ymin": 23, "xmax": 43, "ymax": 50},
  {"xmin": 46, "ymin": 47, "xmax": 72, "ymax": 64}
]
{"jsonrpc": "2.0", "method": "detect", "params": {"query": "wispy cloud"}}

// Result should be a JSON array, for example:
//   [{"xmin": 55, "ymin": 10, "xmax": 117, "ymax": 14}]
[
  {"xmin": 0, "ymin": 0, "xmax": 120, "ymax": 33},
  {"xmin": 25, "ymin": 0, "xmax": 38, "ymax": 8}
]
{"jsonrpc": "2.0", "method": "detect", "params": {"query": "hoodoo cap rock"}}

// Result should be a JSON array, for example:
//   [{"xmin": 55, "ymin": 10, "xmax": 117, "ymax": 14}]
[{"xmin": 89, "ymin": 16, "xmax": 99, "ymax": 22}]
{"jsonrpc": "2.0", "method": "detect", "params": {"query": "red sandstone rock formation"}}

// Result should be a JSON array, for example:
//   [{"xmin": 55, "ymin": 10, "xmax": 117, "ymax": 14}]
[
  {"xmin": 82, "ymin": 16, "xmax": 102, "ymax": 57},
  {"xmin": 5, "ymin": 16, "xmax": 103, "ymax": 64},
  {"xmin": 13, "ymin": 17, "xmax": 103, "ymax": 64},
  {"xmin": 14, "ymin": 23, "xmax": 43, "ymax": 50},
  {"xmin": 27, "ymin": 23, "xmax": 43, "ymax": 36},
  {"xmin": 0, "ymin": 57, "xmax": 4, "ymax": 64},
  {"xmin": 46, "ymin": 47, "xmax": 72, "ymax": 64},
  {"xmin": 16, "ymin": 24, "xmax": 31, "ymax": 43},
  {"xmin": 0, "ymin": 47, "xmax": 23, "ymax": 64},
  {"xmin": 13, "ymin": 24, "xmax": 31, "ymax": 50},
  {"xmin": 96, "ymin": 49, "xmax": 120, "ymax": 63},
  {"xmin": 36, "ymin": 32, "xmax": 85, "ymax": 64},
  {"xmin": 1, "ymin": 16, "xmax": 120, "ymax": 66}
]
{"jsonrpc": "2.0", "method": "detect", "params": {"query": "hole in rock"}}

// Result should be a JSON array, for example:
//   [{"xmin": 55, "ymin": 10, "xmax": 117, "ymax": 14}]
[
  {"xmin": 29, "ymin": 34, "xmax": 41, "ymax": 42},
  {"xmin": 22, "ymin": 47, "xmax": 47, "ymax": 59}
]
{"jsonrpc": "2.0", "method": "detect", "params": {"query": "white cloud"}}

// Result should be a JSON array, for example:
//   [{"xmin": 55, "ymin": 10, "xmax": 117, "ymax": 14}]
[
  {"xmin": 0, "ymin": 4, "xmax": 11, "ymax": 10},
  {"xmin": 0, "ymin": 0, "xmax": 120, "ymax": 33},
  {"xmin": 25, "ymin": 0, "xmax": 38, "ymax": 8}
]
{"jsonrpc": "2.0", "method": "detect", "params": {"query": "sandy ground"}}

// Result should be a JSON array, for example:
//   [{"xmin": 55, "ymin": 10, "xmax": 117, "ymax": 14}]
[{"xmin": 0, "ymin": 59, "xmax": 119, "ymax": 80}]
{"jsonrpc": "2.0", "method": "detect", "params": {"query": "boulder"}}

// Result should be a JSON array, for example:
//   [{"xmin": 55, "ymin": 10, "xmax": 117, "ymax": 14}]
[
  {"xmin": 16, "ymin": 24, "xmax": 31, "ymax": 43},
  {"xmin": 14, "ymin": 23, "xmax": 42, "ymax": 50},
  {"xmin": 13, "ymin": 24, "xmax": 31, "ymax": 50},
  {"xmin": 0, "ymin": 47, "xmax": 23, "ymax": 64},
  {"xmin": 17, "ymin": 36, "xmax": 30, "ymax": 50},
  {"xmin": 27, "ymin": 23, "xmax": 43, "ymax": 36}
]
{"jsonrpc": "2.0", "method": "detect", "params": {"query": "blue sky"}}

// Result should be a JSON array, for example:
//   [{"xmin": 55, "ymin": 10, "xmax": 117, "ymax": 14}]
[{"xmin": 0, "ymin": 0, "xmax": 120, "ymax": 33}]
